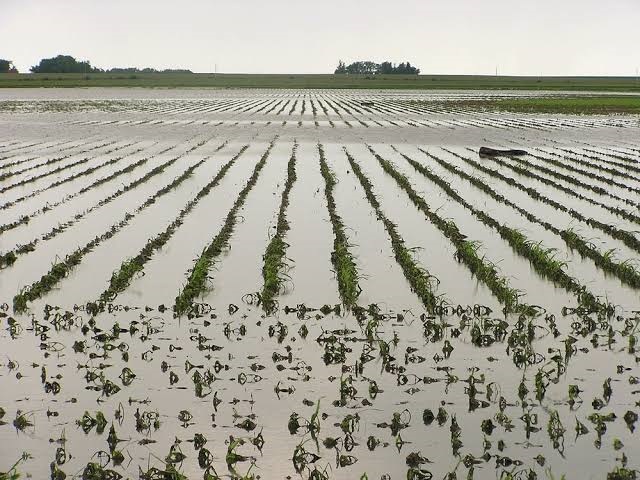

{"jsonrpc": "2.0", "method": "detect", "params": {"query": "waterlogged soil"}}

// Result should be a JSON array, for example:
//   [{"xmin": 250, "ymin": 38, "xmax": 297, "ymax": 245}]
[{"xmin": 0, "ymin": 88, "xmax": 639, "ymax": 480}]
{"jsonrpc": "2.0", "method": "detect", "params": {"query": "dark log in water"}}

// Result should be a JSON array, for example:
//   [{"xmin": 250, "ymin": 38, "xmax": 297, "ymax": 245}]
[{"xmin": 479, "ymin": 147, "xmax": 528, "ymax": 157}]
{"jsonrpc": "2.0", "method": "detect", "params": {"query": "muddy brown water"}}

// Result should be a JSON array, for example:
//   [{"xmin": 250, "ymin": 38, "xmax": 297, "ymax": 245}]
[{"xmin": 0, "ymin": 89, "xmax": 639, "ymax": 480}]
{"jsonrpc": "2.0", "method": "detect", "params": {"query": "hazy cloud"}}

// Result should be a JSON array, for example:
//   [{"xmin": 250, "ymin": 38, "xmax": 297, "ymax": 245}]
[{"xmin": 1, "ymin": 0, "xmax": 639, "ymax": 75}]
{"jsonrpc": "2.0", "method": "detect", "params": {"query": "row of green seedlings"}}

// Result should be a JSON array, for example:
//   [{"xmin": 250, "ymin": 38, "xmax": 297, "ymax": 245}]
[
  {"xmin": 0, "ymin": 143, "xmax": 168, "ymax": 231},
  {"xmin": 0, "ymin": 137, "xmax": 87, "ymax": 166},
  {"xmin": 524, "ymin": 147, "xmax": 640, "ymax": 203},
  {"xmin": 260, "ymin": 143, "xmax": 298, "ymax": 313},
  {"xmin": 557, "ymin": 146, "xmax": 640, "ymax": 180},
  {"xmin": 289, "ymin": 100, "xmax": 299, "ymax": 116},
  {"xmin": 0, "ymin": 140, "xmax": 123, "ymax": 195},
  {"xmin": 317, "ymin": 144, "xmax": 361, "ymax": 308},
  {"xmin": 314, "ymin": 98, "xmax": 335, "ymax": 127},
  {"xmin": 12, "ymin": 137, "xmax": 215, "ymax": 312},
  {"xmin": 323, "ymin": 99, "xmax": 355, "ymax": 127},
  {"xmin": 586, "ymin": 144, "xmax": 640, "ymax": 163},
  {"xmin": 418, "ymin": 148, "xmax": 640, "ymax": 289},
  {"xmin": 0, "ymin": 144, "xmax": 184, "ymax": 268},
  {"xmin": 522, "ymin": 149, "xmax": 640, "ymax": 224},
  {"xmin": 483, "ymin": 148, "xmax": 640, "ymax": 210},
  {"xmin": 444, "ymin": 148, "xmax": 640, "ymax": 255},
  {"xmin": 560, "ymin": 147, "xmax": 640, "ymax": 176},
  {"xmin": 0, "ymin": 142, "xmax": 143, "ymax": 211},
  {"xmin": 0, "ymin": 139, "xmax": 43, "ymax": 156},
  {"xmin": 380, "ymin": 146, "xmax": 609, "ymax": 314},
  {"xmin": 94, "ymin": 143, "xmax": 245, "ymax": 306},
  {"xmin": 343, "ymin": 149, "xmax": 445, "ymax": 313},
  {"xmin": 174, "ymin": 139, "xmax": 278, "ymax": 316},
  {"xmin": 365, "ymin": 147, "xmax": 533, "ymax": 315},
  {"xmin": 0, "ymin": 144, "xmax": 172, "ymax": 237},
  {"xmin": 0, "ymin": 138, "xmax": 106, "ymax": 180}
]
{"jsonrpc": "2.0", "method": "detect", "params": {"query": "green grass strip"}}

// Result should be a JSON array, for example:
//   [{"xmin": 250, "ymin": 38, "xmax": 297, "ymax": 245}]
[
  {"xmin": 344, "ymin": 148, "xmax": 444, "ymax": 312},
  {"xmin": 98, "ymin": 143, "xmax": 245, "ymax": 304},
  {"xmin": 174, "ymin": 140, "xmax": 277, "ymax": 315},
  {"xmin": 260, "ymin": 143, "xmax": 298, "ymax": 311},
  {"xmin": 12, "ymin": 138, "xmax": 213, "ymax": 312},
  {"xmin": 317, "ymin": 144, "xmax": 361, "ymax": 308}
]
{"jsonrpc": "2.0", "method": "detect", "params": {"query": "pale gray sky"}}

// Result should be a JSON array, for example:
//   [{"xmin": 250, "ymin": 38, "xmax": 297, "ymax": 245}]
[{"xmin": 2, "ymin": 0, "xmax": 639, "ymax": 76}]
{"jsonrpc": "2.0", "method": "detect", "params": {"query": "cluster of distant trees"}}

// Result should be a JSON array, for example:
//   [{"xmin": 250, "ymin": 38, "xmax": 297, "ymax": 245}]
[
  {"xmin": 28, "ymin": 55, "xmax": 192, "ymax": 74},
  {"xmin": 0, "ymin": 59, "xmax": 19, "ymax": 73},
  {"xmin": 334, "ymin": 60, "xmax": 420, "ymax": 75}
]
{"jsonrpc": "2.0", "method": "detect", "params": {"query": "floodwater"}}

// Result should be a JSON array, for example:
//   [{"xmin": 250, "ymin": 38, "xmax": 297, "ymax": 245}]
[{"xmin": 0, "ymin": 88, "xmax": 639, "ymax": 480}]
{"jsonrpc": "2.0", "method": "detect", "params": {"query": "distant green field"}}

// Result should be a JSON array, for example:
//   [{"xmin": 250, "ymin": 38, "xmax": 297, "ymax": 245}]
[{"xmin": 1, "ymin": 72, "xmax": 640, "ymax": 91}]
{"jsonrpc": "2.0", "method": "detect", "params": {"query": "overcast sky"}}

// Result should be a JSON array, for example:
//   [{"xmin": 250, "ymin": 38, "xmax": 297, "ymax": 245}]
[{"xmin": 2, "ymin": 0, "xmax": 639, "ymax": 76}]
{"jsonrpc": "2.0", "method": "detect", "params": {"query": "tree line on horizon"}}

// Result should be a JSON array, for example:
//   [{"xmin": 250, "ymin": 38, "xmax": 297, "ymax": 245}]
[
  {"xmin": 0, "ymin": 55, "xmax": 193, "ymax": 74},
  {"xmin": 2, "ymin": 54, "xmax": 422, "ymax": 75},
  {"xmin": 334, "ymin": 60, "xmax": 420, "ymax": 75}
]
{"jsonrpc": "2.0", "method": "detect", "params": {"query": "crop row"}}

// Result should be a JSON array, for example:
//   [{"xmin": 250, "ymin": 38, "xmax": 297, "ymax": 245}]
[
  {"xmin": 504, "ymin": 149, "xmax": 640, "ymax": 204},
  {"xmin": 444, "ymin": 149, "xmax": 640, "ymax": 255},
  {"xmin": 416, "ymin": 149, "xmax": 640, "ymax": 289},
  {"xmin": 0, "ymin": 142, "xmax": 141, "ymax": 210},
  {"xmin": 365, "ymin": 147, "xmax": 528, "ymax": 314},
  {"xmin": 0, "ymin": 144, "xmax": 170, "ymax": 236},
  {"xmin": 96, "ymin": 142, "xmax": 245, "ymax": 305},
  {"xmin": 383, "ymin": 147, "xmax": 609, "ymax": 313},
  {"xmin": 174, "ymin": 139, "xmax": 278, "ymax": 315},
  {"xmin": 318, "ymin": 144, "xmax": 361, "ymax": 307},
  {"xmin": 0, "ymin": 141, "xmax": 121, "ymax": 194},
  {"xmin": 0, "ymin": 137, "xmax": 107, "ymax": 176},
  {"xmin": 12, "ymin": 137, "xmax": 215, "ymax": 312},
  {"xmin": 344, "ymin": 148, "xmax": 443, "ymax": 311},
  {"xmin": 260, "ymin": 143, "xmax": 298, "ymax": 312}
]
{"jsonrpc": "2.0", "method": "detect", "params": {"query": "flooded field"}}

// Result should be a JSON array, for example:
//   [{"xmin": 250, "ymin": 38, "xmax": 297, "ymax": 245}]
[{"xmin": 1, "ymin": 89, "xmax": 639, "ymax": 480}]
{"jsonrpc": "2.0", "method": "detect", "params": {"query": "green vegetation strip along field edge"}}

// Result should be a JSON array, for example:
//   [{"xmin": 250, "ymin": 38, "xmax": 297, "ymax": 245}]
[
  {"xmin": 2, "ymin": 73, "xmax": 640, "ymax": 93},
  {"xmin": 174, "ymin": 139, "xmax": 277, "ymax": 316},
  {"xmin": 415, "ymin": 148, "xmax": 640, "ymax": 289},
  {"xmin": 260, "ymin": 143, "xmax": 298, "ymax": 311},
  {"xmin": 344, "ymin": 148, "xmax": 444, "ymax": 312},
  {"xmin": 0, "ymin": 144, "xmax": 185, "ymax": 269},
  {"xmin": 367, "ymin": 147, "xmax": 530, "ymax": 314},
  {"xmin": 96, "ymin": 142, "xmax": 246, "ymax": 305},
  {"xmin": 443, "ymin": 148, "xmax": 640, "ymax": 255},
  {"xmin": 12, "ymin": 137, "xmax": 214, "ymax": 312},
  {"xmin": 318, "ymin": 144, "xmax": 361, "ymax": 307},
  {"xmin": 383, "ymin": 146, "xmax": 608, "ymax": 313}
]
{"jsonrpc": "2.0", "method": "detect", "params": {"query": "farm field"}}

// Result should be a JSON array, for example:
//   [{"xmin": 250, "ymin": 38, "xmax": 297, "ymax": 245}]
[
  {"xmin": 1, "ymin": 88, "xmax": 639, "ymax": 480},
  {"xmin": 2, "ymin": 72, "xmax": 640, "ymax": 92}
]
